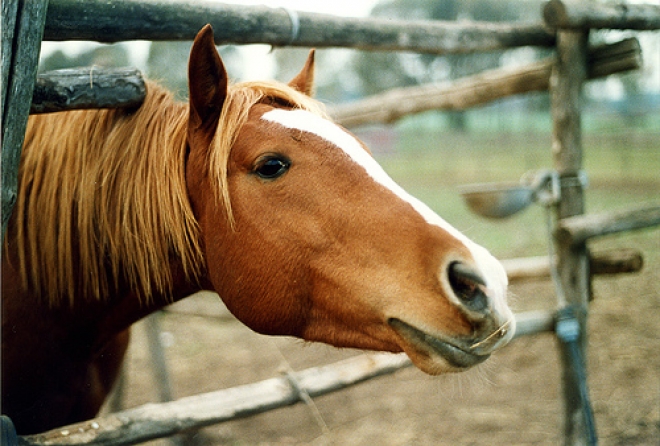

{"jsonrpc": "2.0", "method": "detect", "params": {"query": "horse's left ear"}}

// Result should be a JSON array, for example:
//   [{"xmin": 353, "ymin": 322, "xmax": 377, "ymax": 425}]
[
  {"xmin": 188, "ymin": 24, "xmax": 227, "ymax": 148},
  {"xmin": 288, "ymin": 50, "xmax": 315, "ymax": 96}
]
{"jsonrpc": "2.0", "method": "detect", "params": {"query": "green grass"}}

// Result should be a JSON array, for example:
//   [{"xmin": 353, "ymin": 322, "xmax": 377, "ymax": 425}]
[{"xmin": 374, "ymin": 129, "xmax": 660, "ymax": 259}]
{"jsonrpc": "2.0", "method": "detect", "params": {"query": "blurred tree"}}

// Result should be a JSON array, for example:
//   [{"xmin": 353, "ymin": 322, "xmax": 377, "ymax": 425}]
[
  {"xmin": 39, "ymin": 44, "xmax": 129, "ymax": 73},
  {"xmin": 147, "ymin": 41, "xmax": 192, "ymax": 100},
  {"xmin": 39, "ymin": 49, "xmax": 75, "ymax": 72},
  {"xmin": 147, "ymin": 42, "xmax": 241, "ymax": 101},
  {"xmin": 272, "ymin": 47, "xmax": 357, "ymax": 105},
  {"xmin": 351, "ymin": 0, "xmax": 546, "ymax": 131}
]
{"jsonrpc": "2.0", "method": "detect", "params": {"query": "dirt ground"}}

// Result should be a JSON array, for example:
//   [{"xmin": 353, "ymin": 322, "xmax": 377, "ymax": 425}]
[{"xmin": 112, "ymin": 232, "xmax": 659, "ymax": 446}]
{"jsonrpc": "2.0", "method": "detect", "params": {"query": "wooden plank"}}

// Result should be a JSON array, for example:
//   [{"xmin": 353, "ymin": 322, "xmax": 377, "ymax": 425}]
[
  {"xmin": 544, "ymin": 0, "xmax": 660, "ymax": 30},
  {"xmin": 20, "ymin": 353, "xmax": 412, "ymax": 445},
  {"xmin": 331, "ymin": 38, "xmax": 640, "ymax": 128},
  {"xmin": 43, "ymin": 0, "xmax": 555, "ymax": 54},
  {"xmin": 590, "ymin": 248, "xmax": 643, "ymax": 276},
  {"xmin": 557, "ymin": 205, "xmax": 660, "ymax": 246},
  {"xmin": 513, "ymin": 310, "xmax": 555, "ymax": 338},
  {"xmin": 502, "ymin": 248, "xmax": 644, "ymax": 283},
  {"xmin": 30, "ymin": 68, "xmax": 146, "ymax": 114},
  {"xmin": 587, "ymin": 37, "xmax": 642, "ymax": 78},
  {"xmin": 331, "ymin": 59, "xmax": 552, "ymax": 127},
  {"xmin": 1, "ymin": 0, "xmax": 49, "ymax": 242}
]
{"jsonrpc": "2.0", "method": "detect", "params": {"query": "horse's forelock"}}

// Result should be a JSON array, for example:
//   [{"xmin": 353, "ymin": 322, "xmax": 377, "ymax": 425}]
[{"xmin": 206, "ymin": 80, "xmax": 327, "ymax": 226}]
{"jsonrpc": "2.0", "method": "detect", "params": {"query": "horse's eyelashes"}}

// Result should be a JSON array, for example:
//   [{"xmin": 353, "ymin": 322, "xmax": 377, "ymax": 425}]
[{"xmin": 254, "ymin": 156, "xmax": 291, "ymax": 180}]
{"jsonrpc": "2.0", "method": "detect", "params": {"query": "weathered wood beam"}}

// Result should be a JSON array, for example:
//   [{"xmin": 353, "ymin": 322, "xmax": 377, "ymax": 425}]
[
  {"xmin": 589, "ymin": 248, "xmax": 644, "ymax": 276},
  {"xmin": 556, "ymin": 205, "xmax": 660, "ymax": 246},
  {"xmin": 43, "ymin": 0, "xmax": 555, "ymax": 54},
  {"xmin": 513, "ymin": 310, "xmax": 556, "ymax": 338},
  {"xmin": 30, "ymin": 68, "xmax": 146, "ymax": 114},
  {"xmin": 502, "ymin": 248, "xmax": 644, "ymax": 283},
  {"xmin": 544, "ymin": 0, "xmax": 660, "ymax": 30},
  {"xmin": 20, "ymin": 353, "xmax": 412, "ymax": 446},
  {"xmin": 1, "ymin": 0, "xmax": 49, "ymax": 243},
  {"xmin": 331, "ymin": 38, "xmax": 640, "ymax": 128}
]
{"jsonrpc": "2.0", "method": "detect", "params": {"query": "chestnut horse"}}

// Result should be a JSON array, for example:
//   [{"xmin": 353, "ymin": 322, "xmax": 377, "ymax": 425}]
[{"xmin": 2, "ymin": 25, "xmax": 515, "ymax": 435}]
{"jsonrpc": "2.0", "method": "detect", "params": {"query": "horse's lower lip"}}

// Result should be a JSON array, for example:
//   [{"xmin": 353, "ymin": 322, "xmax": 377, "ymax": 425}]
[{"xmin": 388, "ymin": 319, "xmax": 489, "ymax": 369}]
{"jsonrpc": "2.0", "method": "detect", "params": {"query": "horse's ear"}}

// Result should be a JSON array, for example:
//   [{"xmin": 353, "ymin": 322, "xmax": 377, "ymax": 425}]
[
  {"xmin": 188, "ymin": 24, "xmax": 227, "ymax": 147},
  {"xmin": 288, "ymin": 49, "xmax": 315, "ymax": 96}
]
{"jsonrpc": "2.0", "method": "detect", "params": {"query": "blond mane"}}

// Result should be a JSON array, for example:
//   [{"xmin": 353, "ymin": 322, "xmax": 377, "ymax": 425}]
[{"xmin": 12, "ymin": 79, "xmax": 325, "ymax": 306}]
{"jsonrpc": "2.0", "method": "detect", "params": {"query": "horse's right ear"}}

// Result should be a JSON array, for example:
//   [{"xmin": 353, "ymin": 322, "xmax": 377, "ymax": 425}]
[{"xmin": 188, "ymin": 24, "xmax": 227, "ymax": 148}]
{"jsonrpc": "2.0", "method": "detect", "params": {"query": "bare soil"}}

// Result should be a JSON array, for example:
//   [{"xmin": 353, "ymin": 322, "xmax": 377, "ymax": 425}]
[{"xmin": 112, "ymin": 233, "xmax": 659, "ymax": 446}]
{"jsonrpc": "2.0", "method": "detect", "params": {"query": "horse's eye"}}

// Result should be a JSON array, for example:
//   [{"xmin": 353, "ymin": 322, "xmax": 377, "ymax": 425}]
[{"xmin": 254, "ymin": 156, "xmax": 290, "ymax": 179}]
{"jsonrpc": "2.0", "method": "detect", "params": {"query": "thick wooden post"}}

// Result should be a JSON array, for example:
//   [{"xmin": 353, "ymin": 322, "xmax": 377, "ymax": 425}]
[
  {"xmin": 550, "ymin": 30, "xmax": 597, "ymax": 445},
  {"xmin": 1, "ymin": 0, "xmax": 49, "ymax": 242}
]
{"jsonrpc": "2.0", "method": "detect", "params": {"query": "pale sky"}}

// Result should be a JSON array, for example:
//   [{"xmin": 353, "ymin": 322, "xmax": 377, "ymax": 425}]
[{"xmin": 216, "ymin": 0, "xmax": 378, "ymax": 16}]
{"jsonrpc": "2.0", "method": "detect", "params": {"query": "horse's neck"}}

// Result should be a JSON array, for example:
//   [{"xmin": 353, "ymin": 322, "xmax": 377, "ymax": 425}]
[
  {"xmin": 3, "ymin": 239, "xmax": 206, "ymax": 354},
  {"xmin": 78, "ymin": 261, "xmax": 211, "ymax": 351}
]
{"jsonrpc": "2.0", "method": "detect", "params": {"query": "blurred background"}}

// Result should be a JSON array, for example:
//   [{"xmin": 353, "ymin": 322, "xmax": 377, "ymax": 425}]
[{"xmin": 38, "ymin": 1, "xmax": 659, "ymax": 444}]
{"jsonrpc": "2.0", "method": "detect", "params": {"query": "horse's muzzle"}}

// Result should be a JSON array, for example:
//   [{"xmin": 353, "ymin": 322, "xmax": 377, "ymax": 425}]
[{"xmin": 388, "ymin": 318, "xmax": 491, "ymax": 369}]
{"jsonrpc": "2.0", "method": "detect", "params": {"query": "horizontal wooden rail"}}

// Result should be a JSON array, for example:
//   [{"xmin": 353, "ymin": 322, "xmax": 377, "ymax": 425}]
[
  {"xmin": 30, "ymin": 68, "xmax": 146, "ymax": 114},
  {"xmin": 331, "ymin": 38, "xmax": 640, "ymax": 127},
  {"xmin": 19, "ymin": 309, "xmax": 554, "ymax": 445},
  {"xmin": 27, "ymin": 38, "xmax": 639, "ymax": 117},
  {"xmin": 513, "ymin": 310, "xmax": 556, "ymax": 338},
  {"xmin": 544, "ymin": 0, "xmax": 660, "ymax": 30},
  {"xmin": 503, "ymin": 248, "xmax": 643, "ymax": 283},
  {"xmin": 43, "ymin": 0, "xmax": 555, "ymax": 55},
  {"xmin": 556, "ymin": 204, "xmax": 660, "ymax": 246},
  {"xmin": 20, "ymin": 353, "xmax": 411, "ymax": 446}
]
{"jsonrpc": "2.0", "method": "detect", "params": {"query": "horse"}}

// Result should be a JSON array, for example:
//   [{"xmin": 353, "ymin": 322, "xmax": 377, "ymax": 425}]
[{"xmin": 1, "ymin": 25, "xmax": 515, "ymax": 435}]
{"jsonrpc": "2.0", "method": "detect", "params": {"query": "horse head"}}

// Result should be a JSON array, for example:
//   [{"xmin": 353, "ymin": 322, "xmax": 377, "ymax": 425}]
[{"xmin": 185, "ymin": 25, "xmax": 515, "ymax": 375}]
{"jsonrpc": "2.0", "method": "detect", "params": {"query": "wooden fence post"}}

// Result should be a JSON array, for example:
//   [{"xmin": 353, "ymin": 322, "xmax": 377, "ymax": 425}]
[
  {"xmin": 1, "ymin": 0, "xmax": 49, "ymax": 242},
  {"xmin": 550, "ymin": 29, "xmax": 597, "ymax": 445}
]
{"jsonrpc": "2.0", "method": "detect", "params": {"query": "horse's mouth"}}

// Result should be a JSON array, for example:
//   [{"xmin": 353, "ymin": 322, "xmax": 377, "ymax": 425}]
[{"xmin": 388, "ymin": 318, "xmax": 489, "ymax": 369}]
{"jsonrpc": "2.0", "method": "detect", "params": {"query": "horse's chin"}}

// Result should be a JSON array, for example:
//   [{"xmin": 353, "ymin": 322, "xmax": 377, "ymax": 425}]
[{"xmin": 388, "ymin": 318, "xmax": 490, "ymax": 375}]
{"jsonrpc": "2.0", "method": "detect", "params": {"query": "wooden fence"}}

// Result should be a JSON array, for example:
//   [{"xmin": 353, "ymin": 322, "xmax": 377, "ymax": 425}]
[{"xmin": 3, "ymin": 0, "xmax": 660, "ymax": 445}]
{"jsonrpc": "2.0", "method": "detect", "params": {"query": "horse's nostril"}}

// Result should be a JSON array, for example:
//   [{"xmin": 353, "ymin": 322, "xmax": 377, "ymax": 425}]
[{"xmin": 447, "ymin": 262, "xmax": 489, "ymax": 313}]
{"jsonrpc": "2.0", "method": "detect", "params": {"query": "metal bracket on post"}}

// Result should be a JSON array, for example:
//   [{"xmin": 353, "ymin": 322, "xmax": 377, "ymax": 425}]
[{"xmin": 555, "ymin": 306, "xmax": 598, "ymax": 445}]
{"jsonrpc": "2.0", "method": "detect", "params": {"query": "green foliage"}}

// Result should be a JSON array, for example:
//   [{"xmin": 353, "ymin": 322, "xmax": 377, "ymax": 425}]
[{"xmin": 350, "ymin": 0, "xmax": 548, "ymax": 131}]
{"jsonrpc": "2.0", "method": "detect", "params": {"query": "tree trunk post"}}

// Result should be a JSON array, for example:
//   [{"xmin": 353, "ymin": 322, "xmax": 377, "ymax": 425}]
[
  {"xmin": 550, "ymin": 30, "xmax": 597, "ymax": 446},
  {"xmin": 1, "ymin": 0, "xmax": 49, "ymax": 242}
]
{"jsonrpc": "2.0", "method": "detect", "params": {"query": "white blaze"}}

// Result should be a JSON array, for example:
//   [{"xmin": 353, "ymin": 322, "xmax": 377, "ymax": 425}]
[{"xmin": 262, "ymin": 109, "xmax": 511, "ymax": 320}]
